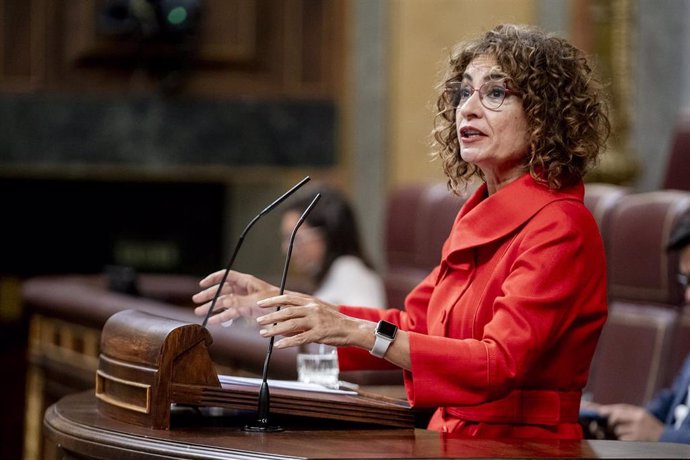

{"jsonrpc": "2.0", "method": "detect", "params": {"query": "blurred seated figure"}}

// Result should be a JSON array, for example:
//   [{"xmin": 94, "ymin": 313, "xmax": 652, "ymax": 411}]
[
  {"xmin": 581, "ymin": 213, "xmax": 690, "ymax": 443},
  {"xmin": 280, "ymin": 184, "xmax": 386, "ymax": 308}
]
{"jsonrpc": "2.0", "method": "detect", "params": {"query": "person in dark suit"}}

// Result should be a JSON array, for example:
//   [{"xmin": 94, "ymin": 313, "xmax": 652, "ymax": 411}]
[{"xmin": 582, "ymin": 214, "xmax": 690, "ymax": 443}]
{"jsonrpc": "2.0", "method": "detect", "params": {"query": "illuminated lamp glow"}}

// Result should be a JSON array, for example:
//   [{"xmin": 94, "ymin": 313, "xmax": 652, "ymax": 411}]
[{"xmin": 167, "ymin": 6, "xmax": 188, "ymax": 25}]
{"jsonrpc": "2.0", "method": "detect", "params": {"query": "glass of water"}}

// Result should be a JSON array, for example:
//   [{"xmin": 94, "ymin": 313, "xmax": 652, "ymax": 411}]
[{"xmin": 297, "ymin": 344, "xmax": 339, "ymax": 387}]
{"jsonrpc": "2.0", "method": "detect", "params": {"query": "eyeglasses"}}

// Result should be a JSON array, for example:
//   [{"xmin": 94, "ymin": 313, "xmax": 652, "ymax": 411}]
[
  {"xmin": 443, "ymin": 80, "xmax": 518, "ymax": 111},
  {"xmin": 678, "ymin": 273, "xmax": 690, "ymax": 289}
]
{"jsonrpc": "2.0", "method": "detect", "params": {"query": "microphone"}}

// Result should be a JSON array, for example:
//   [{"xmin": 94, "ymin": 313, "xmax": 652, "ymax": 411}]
[
  {"xmin": 243, "ymin": 192, "xmax": 322, "ymax": 433},
  {"xmin": 201, "ymin": 176, "xmax": 311, "ymax": 327}
]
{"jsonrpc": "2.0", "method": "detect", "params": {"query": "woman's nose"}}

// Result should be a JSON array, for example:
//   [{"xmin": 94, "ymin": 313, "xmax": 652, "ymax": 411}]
[{"xmin": 458, "ymin": 91, "xmax": 482, "ymax": 119}]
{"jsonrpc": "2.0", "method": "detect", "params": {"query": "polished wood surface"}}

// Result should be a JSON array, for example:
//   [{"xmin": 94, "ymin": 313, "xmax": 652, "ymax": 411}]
[{"xmin": 44, "ymin": 392, "xmax": 690, "ymax": 460}]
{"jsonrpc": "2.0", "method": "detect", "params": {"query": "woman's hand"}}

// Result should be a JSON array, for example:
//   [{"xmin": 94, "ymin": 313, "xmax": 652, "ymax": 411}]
[
  {"xmin": 192, "ymin": 270, "xmax": 279, "ymax": 325},
  {"xmin": 254, "ymin": 294, "xmax": 374, "ymax": 350},
  {"xmin": 194, "ymin": 271, "xmax": 412, "ymax": 370}
]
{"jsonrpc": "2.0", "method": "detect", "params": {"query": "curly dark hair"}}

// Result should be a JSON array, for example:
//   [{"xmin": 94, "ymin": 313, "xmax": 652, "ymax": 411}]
[{"xmin": 433, "ymin": 24, "xmax": 611, "ymax": 191}]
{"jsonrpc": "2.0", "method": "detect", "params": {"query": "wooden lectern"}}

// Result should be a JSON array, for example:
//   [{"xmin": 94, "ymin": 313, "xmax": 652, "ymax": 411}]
[
  {"xmin": 95, "ymin": 309, "xmax": 220, "ymax": 429},
  {"xmin": 95, "ymin": 309, "xmax": 413, "ymax": 430}
]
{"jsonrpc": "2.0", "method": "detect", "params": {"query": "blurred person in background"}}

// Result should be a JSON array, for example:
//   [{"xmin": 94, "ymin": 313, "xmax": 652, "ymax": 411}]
[{"xmin": 279, "ymin": 184, "xmax": 386, "ymax": 308}]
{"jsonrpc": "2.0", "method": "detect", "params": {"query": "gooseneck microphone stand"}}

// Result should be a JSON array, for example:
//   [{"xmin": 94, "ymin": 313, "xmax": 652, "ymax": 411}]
[
  {"xmin": 243, "ymin": 193, "xmax": 321, "ymax": 433},
  {"xmin": 201, "ymin": 176, "xmax": 310, "ymax": 327}
]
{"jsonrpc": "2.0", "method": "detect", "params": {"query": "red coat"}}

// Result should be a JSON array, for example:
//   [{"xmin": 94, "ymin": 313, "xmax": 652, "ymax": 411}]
[{"xmin": 338, "ymin": 174, "xmax": 608, "ymax": 439}]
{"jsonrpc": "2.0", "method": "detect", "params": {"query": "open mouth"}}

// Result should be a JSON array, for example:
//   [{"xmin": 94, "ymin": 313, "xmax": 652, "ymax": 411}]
[{"xmin": 460, "ymin": 126, "xmax": 485, "ymax": 138}]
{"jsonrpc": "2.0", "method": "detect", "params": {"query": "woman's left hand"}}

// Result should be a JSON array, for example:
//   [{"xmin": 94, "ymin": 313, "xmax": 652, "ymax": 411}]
[
  {"xmin": 255, "ymin": 294, "xmax": 374, "ymax": 350},
  {"xmin": 192, "ymin": 270, "xmax": 279, "ymax": 324}
]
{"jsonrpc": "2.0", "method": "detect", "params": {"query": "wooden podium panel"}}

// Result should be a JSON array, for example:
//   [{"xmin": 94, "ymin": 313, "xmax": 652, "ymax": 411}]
[
  {"xmin": 44, "ymin": 392, "xmax": 690, "ymax": 460},
  {"xmin": 95, "ymin": 309, "xmax": 413, "ymax": 430}
]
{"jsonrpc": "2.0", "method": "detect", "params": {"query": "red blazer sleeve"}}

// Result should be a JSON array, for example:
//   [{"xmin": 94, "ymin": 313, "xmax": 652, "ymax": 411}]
[{"xmin": 337, "ymin": 266, "xmax": 440, "ymax": 371}]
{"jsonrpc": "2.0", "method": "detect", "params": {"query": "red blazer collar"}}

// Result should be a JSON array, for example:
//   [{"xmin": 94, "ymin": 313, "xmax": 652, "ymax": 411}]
[{"xmin": 444, "ymin": 174, "xmax": 585, "ymax": 255}]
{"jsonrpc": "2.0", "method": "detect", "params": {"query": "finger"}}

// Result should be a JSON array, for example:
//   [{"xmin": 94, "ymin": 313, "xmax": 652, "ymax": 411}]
[
  {"xmin": 217, "ymin": 292, "xmax": 254, "ymax": 311},
  {"xmin": 221, "ymin": 292, "xmax": 267, "ymax": 318},
  {"xmin": 193, "ymin": 302, "xmax": 213, "ymax": 317},
  {"xmin": 193, "ymin": 297, "xmax": 234, "ymax": 316},
  {"xmin": 614, "ymin": 423, "xmax": 633, "ymax": 440},
  {"xmin": 256, "ymin": 295, "xmax": 288, "ymax": 309},
  {"xmin": 597, "ymin": 404, "xmax": 625, "ymax": 417},
  {"xmin": 606, "ymin": 412, "xmax": 620, "ymax": 427},
  {"xmin": 596, "ymin": 406, "xmax": 612, "ymax": 417},
  {"xmin": 256, "ymin": 293, "xmax": 310, "ymax": 310},
  {"xmin": 205, "ymin": 307, "xmax": 241, "ymax": 326},
  {"xmin": 607, "ymin": 411, "xmax": 634, "ymax": 434},
  {"xmin": 194, "ymin": 292, "xmax": 248, "ymax": 322},
  {"xmin": 227, "ymin": 271, "xmax": 273, "ymax": 296},
  {"xmin": 232, "ymin": 271, "xmax": 258, "ymax": 290},
  {"xmin": 256, "ymin": 304, "xmax": 310, "ymax": 327},
  {"xmin": 199, "ymin": 269, "xmax": 228, "ymax": 288},
  {"xmin": 193, "ymin": 284, "xmax": 232, "ymax": 312},
  {"xmin": 273, "ymin": 334, "xmax": 310, "ymax": 349},
  {"xmin": 192, "ymin": 283, "xmax": 227, "ymax": 304},
  {"xmin": 259, "ymin": 315, "xmax": 309, "ymax": 337}
]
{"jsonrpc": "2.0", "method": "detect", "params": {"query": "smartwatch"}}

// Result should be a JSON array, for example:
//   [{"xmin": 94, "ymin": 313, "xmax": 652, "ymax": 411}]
[{"xmin": 370, "ymin": 320, "xmax": 398, "ymax": 358}]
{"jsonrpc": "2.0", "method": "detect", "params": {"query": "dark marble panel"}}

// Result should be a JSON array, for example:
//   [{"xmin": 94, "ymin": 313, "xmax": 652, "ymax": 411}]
[{"xmin": 0, "ymin": 93, "xmax": 336, "ymax": 167}]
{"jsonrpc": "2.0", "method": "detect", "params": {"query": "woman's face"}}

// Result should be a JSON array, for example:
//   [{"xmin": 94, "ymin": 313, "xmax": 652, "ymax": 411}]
[
  {"xmin": 456, "ymin": 55, "xmax": 530, "ymax": 191},
  {"xmin": 280, "ymin": 210, "xmax": 326, "ymax": 277}
]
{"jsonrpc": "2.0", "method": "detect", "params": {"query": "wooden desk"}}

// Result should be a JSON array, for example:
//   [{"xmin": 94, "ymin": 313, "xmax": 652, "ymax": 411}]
[{"xmin": 44, "ymin": 392, "xmax": 690, "ymax": 460}]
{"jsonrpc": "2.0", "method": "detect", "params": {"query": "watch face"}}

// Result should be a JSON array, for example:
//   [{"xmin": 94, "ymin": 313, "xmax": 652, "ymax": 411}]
[{"xmin": 376, "ymin": 320, "xmax": 398, "ymax": 338}]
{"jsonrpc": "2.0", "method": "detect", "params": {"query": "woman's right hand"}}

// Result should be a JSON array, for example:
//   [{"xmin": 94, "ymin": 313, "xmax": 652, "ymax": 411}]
[{"xmin": 192, "ymin": 270, "xmax": 280, "ymax": 325}]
